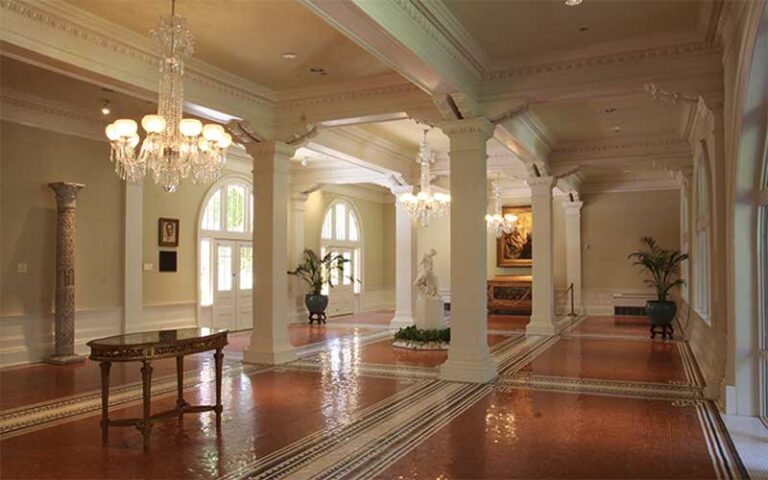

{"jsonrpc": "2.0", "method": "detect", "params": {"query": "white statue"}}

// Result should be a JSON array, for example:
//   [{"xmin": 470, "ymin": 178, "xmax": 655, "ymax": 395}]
[{"xmin": 414, "ymin": 249, "xmax": 439, "ymax": 298}]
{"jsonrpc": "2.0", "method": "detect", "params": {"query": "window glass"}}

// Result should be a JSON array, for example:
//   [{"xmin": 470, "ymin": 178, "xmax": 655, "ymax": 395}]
[
  {"xmin": 248, "ymin": 192, "xmax": 254, "ymax": 233},
  {"xmin": 353, "ymin": 249, "xmax": 361, "ymax": 294},
  {"xmin": 239, "ymin": 245, "xmax": 253, "ymax": 290},
  {"xmin": 227, "ymin": 184, "xmax": 246, "ymax": 232},
  {"xmin": 202, "ymin": 193, "xmax": 221, "ymax": 231},
  {"xmin": 335, "ymin": 203, "xmax": 346, "ymax": 240},
  {"xmin": 200, "ymin": 239, "xmax": 212, "ymax": 305},
  {"xmin": 342, "ymin": 251, "xmax": 352, "ymax": 285},
  {"xmin": 321, "ymin": 210, "xmax": 333, "ymax": 239},
  {"xmin": 217, "ymin": 245, "xmax": 232, "ymax": 291},
  {"xmin": 349, "ymin": 213, "xmax": 360, "ymax": 242}
]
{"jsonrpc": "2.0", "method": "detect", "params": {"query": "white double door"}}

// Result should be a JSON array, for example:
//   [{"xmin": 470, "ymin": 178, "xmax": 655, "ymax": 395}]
[
  {"xmin": 212, "ymin": 240, "xmax": 253, "ymax": 331},
  {"xmin": 324, "ymin": 246, "xmax": 356, "ymax": 317}
]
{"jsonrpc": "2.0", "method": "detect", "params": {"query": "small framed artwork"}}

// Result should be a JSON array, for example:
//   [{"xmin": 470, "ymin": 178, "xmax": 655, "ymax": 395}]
[
  {"xmin": 496, "ymin": 206, "xmax": 533, "ymax": 267},
  {"xmin": 158, "ymin": 218, "xmax": 179, "ymax": 247}
]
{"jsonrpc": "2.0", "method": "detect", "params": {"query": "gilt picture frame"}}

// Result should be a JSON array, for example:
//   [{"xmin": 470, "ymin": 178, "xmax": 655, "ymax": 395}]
[
  {"xmin": 496, "ymin": 206, "xmax": 532, "ymax": 267},
  {"xmin": 158, "ymin": 218, "xmax": 179, "ymax": 247}
]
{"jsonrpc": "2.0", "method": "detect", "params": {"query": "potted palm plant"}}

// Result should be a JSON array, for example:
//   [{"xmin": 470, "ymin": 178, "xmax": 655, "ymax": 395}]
[
  {"xmin": 289, "ymin": 249, "xmax": 348, "ymax": 324},
  {"xmin": 628, "ymin": 236, "xmax": 688, "ymax": 335}
]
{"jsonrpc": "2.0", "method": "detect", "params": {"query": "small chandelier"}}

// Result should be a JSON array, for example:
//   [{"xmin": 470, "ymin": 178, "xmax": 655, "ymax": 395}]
[
  {"xmin": 399, "ymin": 128, "xmax": 450, "ymax": 226},
  {"xmin": 104, "ymin": 0, "xmax": 232, "ymax": 192},
  {"xmin": 485, "ymin": 180, "xmax": 517, "ymax": 238}
]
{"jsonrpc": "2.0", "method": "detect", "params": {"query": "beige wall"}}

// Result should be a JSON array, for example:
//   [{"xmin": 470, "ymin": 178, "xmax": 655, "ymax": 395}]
[
  {"xmin": 0, "ymin": 121, "xmax": 122, "ymax": 315},
  {"xmin": 142, "ymin": 180, "xmax": 211, "ymax": 305},
  {"xmin": 302, "ymin": 188, "xmax": 395, "ymax": 291},
  {"xmin": 582, "ymin": 190, "xmax": 680, "ymax": 292}
]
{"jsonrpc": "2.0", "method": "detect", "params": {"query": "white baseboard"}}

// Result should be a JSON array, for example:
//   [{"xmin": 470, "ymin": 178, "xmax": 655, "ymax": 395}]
[{"xmin": 0, "ymin": 302, "xmax": 198, "ymax": 368}]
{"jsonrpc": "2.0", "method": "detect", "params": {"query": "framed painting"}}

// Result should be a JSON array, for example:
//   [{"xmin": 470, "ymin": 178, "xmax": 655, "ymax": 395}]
[
  {"xmin": 158, "ymin": 218, "xmax": 179, "ymax": 247},
  {"xmin": 496, "ymin": 206, "xmax": 532, "ymax": 267}
]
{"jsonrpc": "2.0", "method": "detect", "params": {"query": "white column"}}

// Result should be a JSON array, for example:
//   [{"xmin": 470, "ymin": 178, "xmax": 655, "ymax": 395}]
[
  {"xmin": 528, "ymin": 176, "xmax": 557, "ymax": 334},
  {"xmin": 563, "ymin": 200, "xmax": 583, "ymax": 315},
  {"xmin": 439, "ymin": 118, "xmax": 497, "ymax": 383},
  {"xmin": 243, "ymin": 141, "xmax": 296, "ymax": 365},
  {"xmin": 288, "ymin": 191, "xmax": 309, "ymax": 324},
  {"xmin": 124, "ymin": 182, "xmax": 142, "ymax": 334},
  {"xmin": 390, "ymin": 186, "xmax": 417, "ymax": 328}
]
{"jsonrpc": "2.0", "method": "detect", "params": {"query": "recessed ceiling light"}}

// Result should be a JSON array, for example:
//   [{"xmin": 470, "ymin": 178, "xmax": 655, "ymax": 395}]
[
  {"xmin": 100, "ymin": 99, "xmax": 111, "ymax": 116},
  {"xmin": 564, "ymin": 0, "xmax": 582, "ymax": 6},
  {"xmin": 613, "ymin": 126, "xmax": 621, "ymax": 134},
  {"xmin": 309, "ymin": 67, "xmax": 327, "ymax": 76},
  {"xmin": 301, "ymin": 157, "xmax": 309, "ymax": 167},
  {"xmin": 577, "ymin": 26, "xmax": 589, "ymax": 33},
  {"xmin": 604, "ymin": 107, "xmax": 617, "ymax": 113},
  {"xmin": 281, "ymin": 52, "xmax": 297, "ymax": 60}
]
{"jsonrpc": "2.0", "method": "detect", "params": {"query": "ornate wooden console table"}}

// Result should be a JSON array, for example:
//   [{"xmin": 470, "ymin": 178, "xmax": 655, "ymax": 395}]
[
  {"xmin": 487, "ymin": 275, "xmax": 533, "ymax": 315},
  {"xmin": 87, "ymin": 327, "xmax": 228, "ymax": 451}
]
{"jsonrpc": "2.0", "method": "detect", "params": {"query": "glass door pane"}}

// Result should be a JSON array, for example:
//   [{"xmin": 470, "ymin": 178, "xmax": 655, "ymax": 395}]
[
  {"xmin": 217, "ymin": 245, "xmax": 233, "ymax": 291},
  {"xmin": 239, "ymin": 245, "xmax": 253, "ymax": 290}
]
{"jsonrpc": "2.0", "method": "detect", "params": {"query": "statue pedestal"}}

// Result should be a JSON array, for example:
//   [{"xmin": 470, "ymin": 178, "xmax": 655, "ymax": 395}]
[{"xmin": 415, "ymin": 296, "xmax": 444, "ymax": 330}]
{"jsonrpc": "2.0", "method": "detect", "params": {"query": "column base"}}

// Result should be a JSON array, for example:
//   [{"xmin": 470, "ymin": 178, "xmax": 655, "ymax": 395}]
[
  {"xmin": 439, "ymin": 357, "xmax": 498, "ymax": 383},
  {"xmin": 243, "ymin": 347, "xmax": 296, "ymax": 365},
  {"xmin": 389, "ymin": 313, "xmax": 415, "ymax": 329},
  {"xmin": 526, "ymin": 316, "xmax": 560, "ymax": 335},
  {"xmin": 45, "ymin": 354, "xmax": 86, "ymax": 365}
]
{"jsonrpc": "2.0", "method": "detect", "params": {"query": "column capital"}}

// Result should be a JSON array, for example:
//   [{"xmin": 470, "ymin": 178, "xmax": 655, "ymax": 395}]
[
  {"xmin": 246, "ymin": 141, "xmax": 296, "ymax": 174},
  {"xmin": 49, "ymin": 182, "xmax": 85, "ymax": 206},
  {"xmin": 438, "ymin": 117, "xmax": 494, "ymax": 145},
  {"xmin": 527, "ymin": 175, "xmax": 555, "ymax": 194},
  {"xmin": 562, "ymin": 200, "xmax": 583, "ymax": 214},
  {"xmin": 290, "ymin": 191, "xmax": 310, "ymax": 207},
  {"xmin": 390, "ymin": 184, "xmax": 414, "ymax": 196}
]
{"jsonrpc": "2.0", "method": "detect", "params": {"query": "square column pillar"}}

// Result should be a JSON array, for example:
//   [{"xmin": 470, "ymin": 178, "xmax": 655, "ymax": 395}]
[
  {"xmin": 389, "ymin": 186, "xmax": 417, "ymax": 328},
  {"xmin": 243, "ymin": 141, "xmax": 296, "ymax": 365},
  {"xmin": 288, "ymin": 191, "xmax": 310, "ymax": 324},
  {"xmin": 563, "ymin": 200, "xmax": 583, "ymax": 315},
  {"xmin": 528, "ymin": 176, "xmax": 558, "ymax": 335},
  {"xmin": 439, "ymin": 118, "xmax": 497, "ymax": 383}
]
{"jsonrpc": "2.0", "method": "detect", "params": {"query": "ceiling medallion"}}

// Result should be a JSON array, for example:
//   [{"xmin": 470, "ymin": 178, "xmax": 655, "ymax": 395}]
[
  {"xmin": 104, "ymin": 0, "xmax": 231, "ymax": 192},
  {"xmin": 399, "ymin": 127, "xmax": 450, "ymax": 227},
  {"xmin": 485, "ymin": 179, "xmax": 517, "ymax": 238}
]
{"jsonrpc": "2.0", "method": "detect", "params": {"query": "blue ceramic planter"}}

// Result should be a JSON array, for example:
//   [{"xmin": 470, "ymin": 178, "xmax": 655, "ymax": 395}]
[
  {"xmin": 646, "ymin": 300, "xmax": 676, "ymax": 325},
  {"xmin": 305, "ymin": 294, "xmax": 328, "ymax": 315}
]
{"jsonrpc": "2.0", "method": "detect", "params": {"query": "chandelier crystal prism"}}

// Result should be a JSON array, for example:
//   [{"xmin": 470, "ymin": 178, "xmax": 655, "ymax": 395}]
[
  {"xmin": 485, "ymin": 180, "xmax": 517, "ymax": 238},
  {"xmin": 104, "ymin": 0, "xmax": 231, "ymax": 192},
  {"xmin": 399, "ymin": 128, "xmax": 450, "ymax": 227}
]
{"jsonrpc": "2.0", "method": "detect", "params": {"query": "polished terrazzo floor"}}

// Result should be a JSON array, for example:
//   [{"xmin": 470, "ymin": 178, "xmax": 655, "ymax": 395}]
[{"xmin": 0, "ymin": 314, "xmax": 748, "ymax": 479}]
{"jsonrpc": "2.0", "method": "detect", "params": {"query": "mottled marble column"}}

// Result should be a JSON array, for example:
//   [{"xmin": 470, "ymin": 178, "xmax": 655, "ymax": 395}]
[{"xmin": 47, "ymin": 182, "xmax": 86, "ymax": 365}]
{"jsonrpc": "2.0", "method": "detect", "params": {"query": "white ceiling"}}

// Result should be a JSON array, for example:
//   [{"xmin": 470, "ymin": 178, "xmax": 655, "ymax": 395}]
[
  {"xmin": 61, "ymin": 0, "xmax": 396, "ymax": 91},
  {"xmin": 442, "ymin": 0, "xmax": 703, "ymax": 63}
]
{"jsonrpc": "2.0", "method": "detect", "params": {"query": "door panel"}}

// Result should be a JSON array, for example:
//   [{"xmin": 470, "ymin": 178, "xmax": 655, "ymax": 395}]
[
  {"xmin": 327, "ymin": 248, "xmax": 355, "ymax": 317},
  {"xmin": 236, "ymin": 242, "xmax": 253, "ymax": 330},
  {"xmin": 213, "ymin": 241, "xmax": 235, "ymax": 330}
]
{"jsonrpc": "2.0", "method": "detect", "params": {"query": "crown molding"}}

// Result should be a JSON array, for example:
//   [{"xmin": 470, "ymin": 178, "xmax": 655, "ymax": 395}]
[
  {"xmin": 553, "ymin": 136, "xmax": 691, "ymax": 158},
  {"xmin": 485, "ymin": 40, "xmax": 721, "ymax": 82},
  {"xmin": 581, "ymin": 172, "xmax": 681, "ymax": 194},
  {"xmin": 314, "ymin": 183, "xmax": 395, "ymax": 204}
]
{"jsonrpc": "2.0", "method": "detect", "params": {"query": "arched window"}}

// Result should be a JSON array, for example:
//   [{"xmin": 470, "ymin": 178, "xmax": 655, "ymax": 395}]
[
  {"xmin": 693, "ymin": 153, "xmax": 711, "ymax": 322},
  {"xmin": 198, "ymin": 178, "xmax": 254, "ymax": 331},
  {"xmin": 320, "ymin": 200, "xmax": 362, "ymax": 307}
]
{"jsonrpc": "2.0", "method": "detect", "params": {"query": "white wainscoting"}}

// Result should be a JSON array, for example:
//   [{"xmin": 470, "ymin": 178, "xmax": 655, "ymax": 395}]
[
  {"xmin": 0, "ymin": 307, "xmax": 122, "ymax": 367},
  {"xmin": 0, "ymin": 302, "xmax": 198, "ymax": 368},
  {"xmin": 678, "ymin": 299, "xmax": 725, "ymax": 400}
]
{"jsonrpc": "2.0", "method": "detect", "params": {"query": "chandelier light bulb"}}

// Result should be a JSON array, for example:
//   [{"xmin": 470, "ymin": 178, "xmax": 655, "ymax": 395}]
[
  {"xmin": 202, "ymin": 124, "xmax": 224, "ymax": 142},
  {"xmin": 564, "ymin": 0, "xmax": 582, "ymax": 5},
  {"xmin": 141, "ymin": 115, "xmax": 167, "ymax": 134},
  {"xmin": 105, "ymin": 123, "xmax": 120, "ymax": 141},
  {"xmin": 217, "ymin": 133, "xmax": 232, "ymax": 149},
  {"xmin": 114, "ymin": 119, "xmax": 138, "ymax": 138},
  {"xmin": 128, "ymin": 134, "xmax": 140, "ymax": 148},
  {"xmin": 179, "ymin": 119, "xmax": 203, "ymax": 137},
  {"xmin": 198, "ymin": 137, "xmax": 210, "ymax": 151}
]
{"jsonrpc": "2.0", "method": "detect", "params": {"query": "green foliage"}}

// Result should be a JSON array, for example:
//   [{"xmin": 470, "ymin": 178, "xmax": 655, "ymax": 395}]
[
  {"xmin": 394, "ymin": 325, "xmax": 450, "ymax": 344},
  {"xmin": 288, "ymin": 249, "xmax": 348, "ymax": 295},
  {"xmin": 627, "ymin": 236, "xmax": 689, "ymax": 302}
]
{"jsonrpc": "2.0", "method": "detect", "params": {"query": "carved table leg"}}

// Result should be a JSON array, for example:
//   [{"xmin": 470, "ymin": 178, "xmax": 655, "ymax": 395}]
[
  {"xmin": 175, "ymin": 355, "xmax": 187, "ymax": 414},
  {"xmin": 214, "ymin": 348, "xmax": 224, "ymax": 426},
  {"xmin": 100, "ymin": 361, "xmax": 111, "ymax": 445},
  {"xmin": 140, "ymin": 360, "xmax": 153, "ymax": 451}
]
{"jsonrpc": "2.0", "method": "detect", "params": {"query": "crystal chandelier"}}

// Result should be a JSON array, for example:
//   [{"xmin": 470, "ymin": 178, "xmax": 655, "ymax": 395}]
[
  {"xmin": 399, "ymin": 128, "xmax": 450, "ymax": 227},
  {"xmin": 485, "ymin": 180, "xmax": 517, "ymax": 238},
  {"xmin": 104, "ymin": 0, "xmax": 232, "ymax": 192}
]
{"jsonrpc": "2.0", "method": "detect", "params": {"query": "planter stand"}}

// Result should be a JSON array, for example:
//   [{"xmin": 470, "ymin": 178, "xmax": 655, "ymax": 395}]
[
  {"xmin": 308, "ymin": 312, "xmax": 326, "ymax": 325},
  {"xmin": 650, "ymin": 324, "xmax": 674, "ymax": 339}
]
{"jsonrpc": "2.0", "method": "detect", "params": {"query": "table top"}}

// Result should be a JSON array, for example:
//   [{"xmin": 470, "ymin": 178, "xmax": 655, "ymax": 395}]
[{"xmin": 87, "ymin": 328, "xmax": 228, "ymax": 361}]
